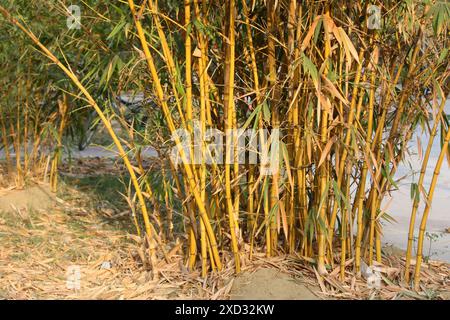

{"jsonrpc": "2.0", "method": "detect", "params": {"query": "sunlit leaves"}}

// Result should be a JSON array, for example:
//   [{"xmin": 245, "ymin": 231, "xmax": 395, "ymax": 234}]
[{"xmin": 428, "ymin": 2, "xmax": 450, "ymax": 35}]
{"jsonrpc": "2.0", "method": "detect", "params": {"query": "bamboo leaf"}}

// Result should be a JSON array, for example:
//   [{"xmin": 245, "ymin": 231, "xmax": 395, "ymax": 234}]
[
  {"xmin": 321, "ymin": 74, "xmax": 348, "ymax": 105},
  {"xmin": 301, "ymin": 16, "xmax": 321, "ymax": 51},
  {"xmin": 278, "ymin": 201, "xmax": 289, "ymax": 240},
  {"xmin": 318, "ymin": 136, "xmax": 336, "ymax": 168},
  {"xmin": 262, "ymin": 101, "xmax": 271, "ymax": 123},
  {"xmin": 302, "ymin": 53, "xmax": 319, "ymax": 89},
  {"xmin": 337, "ymin": 27, "xmax": 360, "ymax": 65},
  {"xmin": 242, "ymin": 103, "xmax": 262, "ymax": 131}
]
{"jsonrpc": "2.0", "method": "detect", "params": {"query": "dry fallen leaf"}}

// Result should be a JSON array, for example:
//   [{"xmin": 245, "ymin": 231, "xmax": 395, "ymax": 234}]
[{"xmin": 193, "ymin": 47, "xmax": 202, "ymax": 58}]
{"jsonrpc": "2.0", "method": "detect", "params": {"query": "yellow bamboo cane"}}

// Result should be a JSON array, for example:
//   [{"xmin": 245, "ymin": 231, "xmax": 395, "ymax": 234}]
[
  {"xmin": 413, "ymin": 98, "xmax": 450, "ymax": 289},
  {"xmin": 224, "ymin": 0, "xmax": 241, "ymax": 272},
  {"xmin": 0, "ymin": 5, "xmax": 158, "ymax": 260},
  {"xmin": 404, "ymin": 93, "xmax": 447, "ymax": 282},
  {"xmin": 127, "ymin": 0, "xmax": 222, "ymax": 270}
]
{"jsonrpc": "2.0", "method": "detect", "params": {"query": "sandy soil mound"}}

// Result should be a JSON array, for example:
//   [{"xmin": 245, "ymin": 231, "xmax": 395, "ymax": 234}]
[
  {"xmin": 230, "ymin": 268, "xmax": 319, "ymax": 300},
  {"xmin": 0, "ymin": 185, "xmax": 56, "ymax": 212}
]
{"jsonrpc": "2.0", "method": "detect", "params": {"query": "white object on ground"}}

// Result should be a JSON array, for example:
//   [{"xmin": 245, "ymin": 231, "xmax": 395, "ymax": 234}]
[{"xmin": 360, "ymin": 261, "xmax": 381, "ymax": 289}]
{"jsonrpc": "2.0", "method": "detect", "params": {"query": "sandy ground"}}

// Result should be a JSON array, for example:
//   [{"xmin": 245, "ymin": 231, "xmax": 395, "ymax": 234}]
[
  {"xmin": 230, "ymin": 268, "xmax": 319, "ymax": 300},
  {"xmin": 0, "ymin": 185, "xmax": 55, "ymax": 212},
  {"xmin": 0, "ymin": 182, "xmax": 323, "ymax": 300},
  {"xmin": 0, "ymin": 184, "xmax": 235, "ymax": 299}
]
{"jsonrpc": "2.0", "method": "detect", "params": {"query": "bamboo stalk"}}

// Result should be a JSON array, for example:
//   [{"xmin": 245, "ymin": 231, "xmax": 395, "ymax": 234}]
[
  {"xmin": 127, "ymin": 0, "xmax": 222, "ymax": 270},
  {"xmin": 0, "ymin": 4, "xmax": 158, "ymax": 260},
  {"xmin": 223, "ymin": 0, "xmax": 240, "ymax": 272},
  {"xmin": 413, "ymin": 94, "xmax": 450, "ymax": 289},
  {"xmin": 405, "ymin": 91, "xmax": 448, "ymax": 282}
]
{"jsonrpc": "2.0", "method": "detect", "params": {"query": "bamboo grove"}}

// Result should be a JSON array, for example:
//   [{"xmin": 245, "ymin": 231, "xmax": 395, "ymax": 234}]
[{"xmin": 0, "ymin": 0, "xmax": 449, "ymax": 290}]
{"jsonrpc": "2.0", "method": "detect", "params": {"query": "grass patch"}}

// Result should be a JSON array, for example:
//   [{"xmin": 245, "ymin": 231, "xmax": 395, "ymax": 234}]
[{"xmin": 61, "ymin": 175, "xmax": 128, "ymax": 209}]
